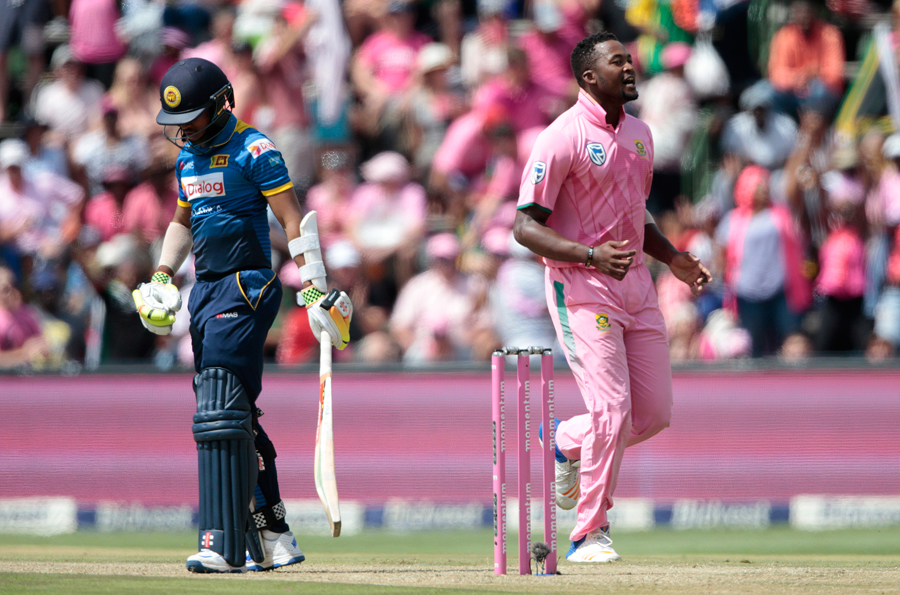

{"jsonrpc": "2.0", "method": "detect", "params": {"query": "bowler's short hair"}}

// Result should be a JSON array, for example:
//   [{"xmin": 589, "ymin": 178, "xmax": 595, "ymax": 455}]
[{"xmin": 570, "ymin": 31, "xmax": 619, "ymax": 88}]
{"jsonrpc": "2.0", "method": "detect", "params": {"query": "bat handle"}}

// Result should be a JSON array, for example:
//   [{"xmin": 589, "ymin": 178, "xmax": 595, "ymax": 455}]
[{"xmin": 320, "ymin": 330, "xmax": 332, "ymax": 368}]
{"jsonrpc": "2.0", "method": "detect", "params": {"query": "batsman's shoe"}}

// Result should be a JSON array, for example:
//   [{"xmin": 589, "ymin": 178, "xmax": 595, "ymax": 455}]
[
  {"xmin": 539, "ymin": 419, "xmax": 580, "ymax": 510},
  {"xmin": 186, "ymin": 549, "xmax": 247, "ymax": 573},
  {"xmin": 554, "ymin": 458, "xmax": 581, "ymax": 510},
  {"xmin": 565, "ymin": 526, "xmax": 621, "ymax": 563},
  {"xmin": 246, "ymin": 530, "xmax": 305, "ymax": 571}
]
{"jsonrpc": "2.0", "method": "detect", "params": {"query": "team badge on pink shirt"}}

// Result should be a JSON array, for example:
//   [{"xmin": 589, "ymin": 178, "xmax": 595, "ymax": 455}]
[
  {"xmin": 634, "ymin": 140, "xmax": 647, "ymax": 157},
  {"xmin": 586, "ymin": 142, "xmax": 606, "ymax": 166},
  {"xmin": 596, "ymin": 313, "xmax": 611, "ymax": 332}
]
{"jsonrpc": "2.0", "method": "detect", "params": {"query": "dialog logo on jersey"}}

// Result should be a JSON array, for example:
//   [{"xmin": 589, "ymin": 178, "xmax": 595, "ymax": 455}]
[
  {"xmin": 181, "ymin": 173, "xmax": 226, "ymax": 201},
  {"xmin": 586, "ymin": 142, "xmax": 607, "ymax": 166},
  {"xmin": 247, "ymin": 139, "xmax": 276, "ymax": 159},
  {"xmin": 530, "ymin": 161, "xmax": 547, "ymax": 184}
]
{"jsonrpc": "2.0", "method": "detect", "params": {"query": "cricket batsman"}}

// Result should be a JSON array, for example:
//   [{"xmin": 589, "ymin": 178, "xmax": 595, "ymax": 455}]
[
  {"xmin": 514, "ymin": 32, "xmax": 711, "ymax": 562},
  {"xmin": 133, "ymin": 57, "xmax": 352, "ymax": 573}
]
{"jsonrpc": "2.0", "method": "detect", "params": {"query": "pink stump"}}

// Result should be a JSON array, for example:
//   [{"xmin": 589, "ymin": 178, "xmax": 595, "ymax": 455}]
[
  {"xmin": 491, "ymin": 352, "xmax": 506, "ymax": 575},
  {"xmin": 540, "ymin": 349, "xmax": 557, "ymax": 575},
  {"xmin": 516, "ymin": 350, "xmax": 531, "ymax": 575}
]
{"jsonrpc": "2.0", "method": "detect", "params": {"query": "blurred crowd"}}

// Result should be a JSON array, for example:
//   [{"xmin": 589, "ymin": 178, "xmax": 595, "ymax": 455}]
[{"xmin": 1, "ymin": 0, "xmax": 900, "ymax": 371}]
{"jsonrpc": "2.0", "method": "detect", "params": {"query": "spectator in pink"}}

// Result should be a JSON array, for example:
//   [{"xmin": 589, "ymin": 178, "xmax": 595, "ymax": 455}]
[
  {"xmin": 350, "ymin": 0, "xmax": 432, "ymax": 141},
  {"xmin": 0, "ymin": 266, "xmax": 49, "ymax": 370},
  {"xmin": 460, "ymin": 0, "xmax": 511, "ymax": 90},
  {"xmin": 33, "ymin": 45, "xmax": 105, "ymax": 144},
  {"xmin": 0, "ymin": 139, "xmax": 84, "ymax": 264},
  {"xmin": 390, "ymin": 233, "xmax": 492, "ymax": 363},
  {"xmin": 463, "ymin": 122, "xmax": 521, "ymax": 249},
  {"xmin": 518, "ymin": 0, "xmax": 591, "ymax": 103},
  {"xmin": 68, "ymin": 0, "xmax": 127, "ymax": 88},
  {"xmin": 429, "ymin": 106, "xmax": 497, "ymax": 206},
  {"xmin": 83, "ymin": 164, "xmax": 138, "ymax": 242},
  {"xmin": 814, "ymin": 170, "xmax": 868, "ymax": 352},
  {"xmin": 716, "ymin": 164, "xmax": 811, "ymax": 357},
  {"xmin": 472, "ymin": 47, "xmax": 558, "ymax": 160},
  {"xmin": 349, "ymin": 151, "xmax": 427, "ymax": 287},
  {"xmin": 120, "ymin": 147, "xmax": 180, "ymax": 245},
  {"xmin": 305, "ymin": 150, "xmax": 357, "ymax": 250},
  {"xmin": 255, "ymin": 4, "xmax": 319, "ymax": 190},
  {"xmin": 428, "ymin": 105, "xmax": 508, "ymax": 223}
]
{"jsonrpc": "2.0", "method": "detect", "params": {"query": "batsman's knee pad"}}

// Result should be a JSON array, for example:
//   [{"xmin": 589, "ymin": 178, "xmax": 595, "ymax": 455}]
[{"xmin": 193, "ymin": 367, "xmax": 258, "ymax": 567}]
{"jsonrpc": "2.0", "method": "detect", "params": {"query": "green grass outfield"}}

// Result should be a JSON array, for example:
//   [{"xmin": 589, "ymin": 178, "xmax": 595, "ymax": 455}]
[{"xmin": 1, "ymin": 528, "xmax": 899, "ymax": 595}]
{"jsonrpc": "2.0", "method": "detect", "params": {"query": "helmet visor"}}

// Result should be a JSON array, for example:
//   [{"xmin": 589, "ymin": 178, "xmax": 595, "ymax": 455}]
[{"xmin": 156, "ymin": 104, "xmax": 208, "ymax": 126}]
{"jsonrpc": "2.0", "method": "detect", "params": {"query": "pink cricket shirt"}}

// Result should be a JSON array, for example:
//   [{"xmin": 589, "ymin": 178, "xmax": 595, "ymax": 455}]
[{"xmin": 517, "ymin": 91, "xmax": 654, "ymax": 269}]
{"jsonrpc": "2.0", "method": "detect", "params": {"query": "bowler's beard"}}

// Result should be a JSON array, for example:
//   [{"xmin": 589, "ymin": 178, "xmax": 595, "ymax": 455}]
[{"xmin": 622, "ymin": 87, "xmax": 639, "ymax": 102}]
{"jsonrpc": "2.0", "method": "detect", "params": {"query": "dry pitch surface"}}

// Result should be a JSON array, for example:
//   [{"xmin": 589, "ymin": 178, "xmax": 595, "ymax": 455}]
[{"xmin": 1, "ymin": 529, "xmax": 899, "ymax": 595}]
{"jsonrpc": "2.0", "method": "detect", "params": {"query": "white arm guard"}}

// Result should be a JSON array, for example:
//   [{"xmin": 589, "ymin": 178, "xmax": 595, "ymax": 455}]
[
  {"xmin": 158, "ymin": 221, "xmax": 193, "ymax": 272},
  {"xmin": 290, "ymin": 211, "xmax": 327, "ymax": 292},
  {"xmin": 645, "ymin": 209, "xmax": 655, "ymax": 225}
]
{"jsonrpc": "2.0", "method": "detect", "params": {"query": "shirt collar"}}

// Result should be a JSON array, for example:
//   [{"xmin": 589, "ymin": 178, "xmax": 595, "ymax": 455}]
[{"xmin": 578, "ymin": 90, "xmax": 627, "ymax": 132}]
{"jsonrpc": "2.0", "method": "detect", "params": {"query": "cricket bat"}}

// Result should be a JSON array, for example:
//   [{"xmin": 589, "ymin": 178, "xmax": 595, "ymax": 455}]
[{"xmin": 315, "ymin": 329, "xmax": 341, "ymax": 537}]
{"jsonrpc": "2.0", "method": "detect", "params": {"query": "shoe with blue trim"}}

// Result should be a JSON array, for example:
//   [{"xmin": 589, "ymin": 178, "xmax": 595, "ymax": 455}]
[
  {"xmin": 186, "ymin": 549, "xmax": 247, "ymax": 573},
  {"xmin": 539, "ymin": 419, "xmax": 580, "ymax": 510},
  {"xmin": 565, "ymin": 526, "xmax": 621, "ymax": 563},
  {"xmin": 246, "ymin": 530, "xmax": 305, "ymax": 571}
]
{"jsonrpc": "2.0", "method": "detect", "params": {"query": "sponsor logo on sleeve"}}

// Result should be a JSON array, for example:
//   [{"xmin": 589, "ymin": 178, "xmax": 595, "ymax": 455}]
[
  {"xmin": 181, "ymin": 173, "xmax": 226, "ymax": 201},
  {"xmin": 530, "ymin": 161, "xmax": 547, "ymax": 184},
  {"xmin": 247, "ymin": 139, "xmax": 276, "ymax": 159},
  {"xmin": 210, "ymin": 154, "xmax": 229, "ymax": 168},
  {"xmin": 634, "ymin": 140, "xmax": 647, "ymax": 157},
  {"xmin": 586, "ymin": 142, "xmax": 607, "ymax": 166}
]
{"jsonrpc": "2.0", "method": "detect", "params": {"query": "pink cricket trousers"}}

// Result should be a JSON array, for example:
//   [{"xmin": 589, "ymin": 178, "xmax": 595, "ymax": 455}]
[{"xmin": 545, "ymin": 263, "xmax": 672, "ymax": 541}]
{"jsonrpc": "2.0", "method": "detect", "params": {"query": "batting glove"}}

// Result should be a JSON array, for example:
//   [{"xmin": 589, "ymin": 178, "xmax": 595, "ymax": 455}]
[
  {"xmin": 299, "ymin": 286, "xmax": 353, "ymax": 350},
  {"xmin": 132, "ymin": 272, "xmax": 183, "ymax": 336}
]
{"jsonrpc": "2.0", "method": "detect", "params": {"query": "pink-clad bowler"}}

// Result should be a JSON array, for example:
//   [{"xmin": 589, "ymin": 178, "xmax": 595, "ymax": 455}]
[{"xmin": 513, "ymin": 31, "xmax": 711, "ymax": 564}]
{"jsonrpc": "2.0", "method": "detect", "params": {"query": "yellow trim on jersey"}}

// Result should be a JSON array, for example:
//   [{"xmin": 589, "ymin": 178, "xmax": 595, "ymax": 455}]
[
  {"xmin": 235, "ymin": 271, "xmax": 277, "ymax": 311},
  {"xmin": 178, "ymin": 199, "xmax": 191, "ymax": 208},
  {"xmin": 235, "ymin": 120, "xmax": 254, "ymax": 134},
  {"xmin": 261, "ymin": 182, "xmax": 294, "ymax": 197}
]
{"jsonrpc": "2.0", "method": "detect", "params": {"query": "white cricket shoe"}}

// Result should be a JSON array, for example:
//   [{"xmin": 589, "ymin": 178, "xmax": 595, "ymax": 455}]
[
  {"xmin": 555, "ymin": 458, "xmax": 580, "ymax": 510},
  {"xmin": 565, "ymin": 526, "xmax": 622, "ymax": 563},
  {"xmin": 246, "ymin": 530, "xmax": 305, "ymax": 571},
  {"xmin": 186, "ymin": 549, "xmax": 247, "ymax": 573}
]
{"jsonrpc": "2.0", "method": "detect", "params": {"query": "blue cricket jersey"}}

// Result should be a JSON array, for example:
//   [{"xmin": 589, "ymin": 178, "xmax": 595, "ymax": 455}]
[{"xmin": 175, "ymin": 114, "xmax": 293, "ymax": 280}]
